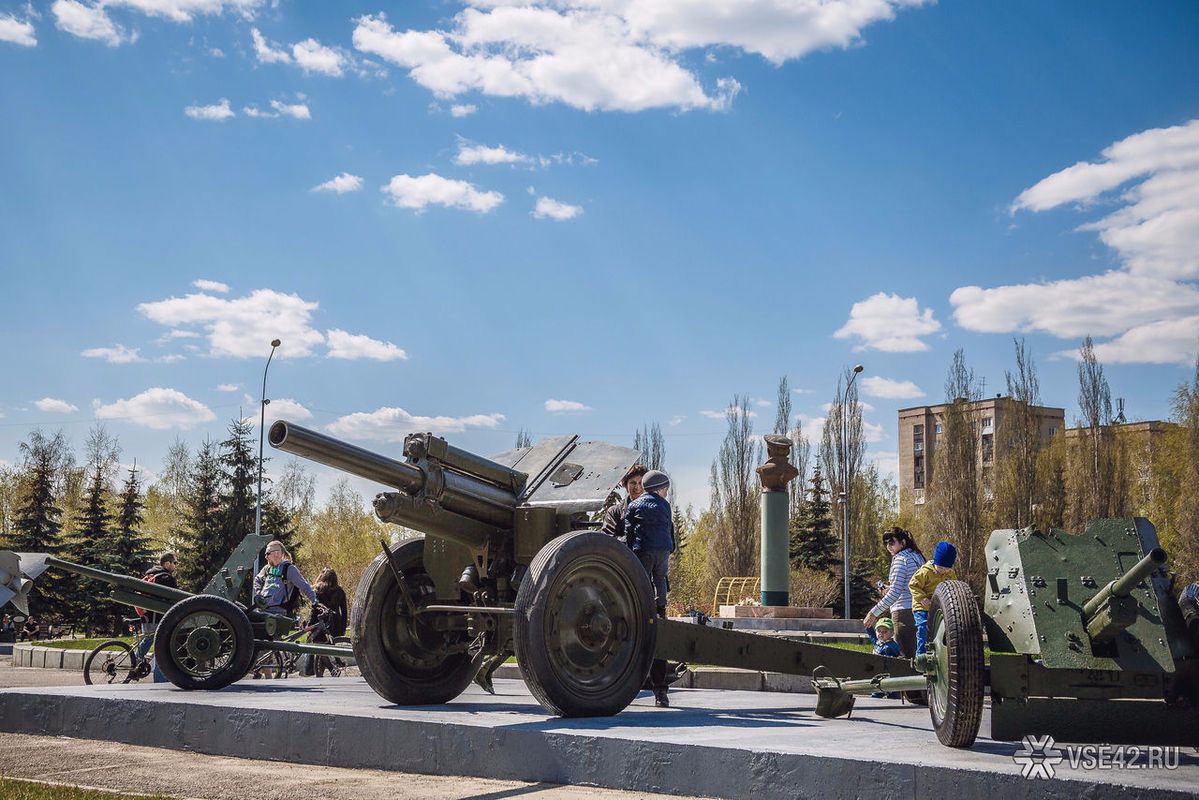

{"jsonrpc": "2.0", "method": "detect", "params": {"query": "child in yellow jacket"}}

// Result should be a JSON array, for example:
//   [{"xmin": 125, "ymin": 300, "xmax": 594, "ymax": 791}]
[{"xmin": 909, "ymin": 541, "xmax": 957, "ymax": 655}]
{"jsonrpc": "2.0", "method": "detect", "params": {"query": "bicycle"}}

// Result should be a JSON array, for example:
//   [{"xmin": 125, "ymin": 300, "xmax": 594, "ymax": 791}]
[
  {"xmin": 248, "ymin": 609, "xmax": 350, "ymax": 679},
  {"xmin": 83, "ymin": 617, "xmax": 154, "ymax": 685}
]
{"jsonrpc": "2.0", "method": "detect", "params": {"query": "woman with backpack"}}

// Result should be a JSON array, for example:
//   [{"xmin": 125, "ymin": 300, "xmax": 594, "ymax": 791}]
[{"xmin": 253, "ymin": 541, "xmax": 318, "ymax": 617}]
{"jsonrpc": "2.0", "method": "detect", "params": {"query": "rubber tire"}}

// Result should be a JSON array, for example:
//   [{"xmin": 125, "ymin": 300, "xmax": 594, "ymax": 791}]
[
  {"xmin": 514, "ymin": 531, "xmax": 657, "ymax": 717},
  {"xmin": 153, "ymin": 594, "xmax": 255, "ymax": 690},
  {"xmin": 83, "ymin": 639, "xmax": 136, "ymax": 686},
  {"xmin": 351, "ymin": 538, "xmax": 477, "ymax": 705},
  {"xmin": 928, "ymin": 580, "xmax": 985, "ymax": 748}
]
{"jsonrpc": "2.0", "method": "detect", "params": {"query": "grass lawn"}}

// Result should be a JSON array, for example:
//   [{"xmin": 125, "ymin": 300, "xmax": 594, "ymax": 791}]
[
  {"xmin": 31, "ymin": 638, "xmax": 133, "ymax": 651},
  {"xmin": 0, "ymin": 778, "xmax": 169, "ymax": 799}
]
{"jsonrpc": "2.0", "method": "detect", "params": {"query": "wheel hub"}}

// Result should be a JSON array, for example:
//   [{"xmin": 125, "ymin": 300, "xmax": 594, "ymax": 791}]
[{"xmin": 184, "ymin": 626, "xmax": 221, "ymax": 663}]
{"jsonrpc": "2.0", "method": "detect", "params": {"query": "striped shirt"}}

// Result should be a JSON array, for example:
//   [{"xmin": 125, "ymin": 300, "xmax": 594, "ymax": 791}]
[{"xmin": 870, "ymin": 548, "xmax": 925, "ymax": 617}]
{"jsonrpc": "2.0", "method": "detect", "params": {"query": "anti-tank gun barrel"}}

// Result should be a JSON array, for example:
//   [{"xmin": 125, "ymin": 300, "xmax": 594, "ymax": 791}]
[
  {"xmin": 268, "ymin": 421, "xmax": 528, "ymax": 546},
  {"xmin": 1082, "ymin": 547, "xmax": 1167, "ymax": 642}
]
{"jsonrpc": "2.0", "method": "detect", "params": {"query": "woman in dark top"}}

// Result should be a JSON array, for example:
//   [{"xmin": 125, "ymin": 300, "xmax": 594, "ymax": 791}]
[{"xmin": 312, "ymin": 567, "xmax": 348, "ymax": 638}]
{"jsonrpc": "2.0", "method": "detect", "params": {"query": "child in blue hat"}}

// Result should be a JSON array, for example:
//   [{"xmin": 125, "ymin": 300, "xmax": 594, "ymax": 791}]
[{"xmin": 908, "ymin": 541, "xmax": 958, "ymax": 655}]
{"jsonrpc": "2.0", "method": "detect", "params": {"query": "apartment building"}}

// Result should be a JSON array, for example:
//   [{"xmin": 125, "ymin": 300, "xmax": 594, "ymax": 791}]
[{"xmin": 898, "ymin": 396, "xmax": 1065, "ymax": 515}]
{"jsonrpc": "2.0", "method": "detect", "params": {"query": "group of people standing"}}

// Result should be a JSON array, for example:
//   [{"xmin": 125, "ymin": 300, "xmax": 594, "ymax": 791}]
[
  {"xmin": 864, "ymin": 527, "xmax": 958, "ymax": 663},
  {"xmin": 601, "ymin": 463, "xmax": 676, "ymax": 707}
]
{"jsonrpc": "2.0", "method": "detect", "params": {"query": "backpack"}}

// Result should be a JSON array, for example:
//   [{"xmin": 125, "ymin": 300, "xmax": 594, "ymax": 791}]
[
  {"xmin": 259, "ymin": 561, "xmax": 301, "ymax": 614},
  {"xmin": 134, "ymin": 569, "xmax": 162, "ymax": 619}
]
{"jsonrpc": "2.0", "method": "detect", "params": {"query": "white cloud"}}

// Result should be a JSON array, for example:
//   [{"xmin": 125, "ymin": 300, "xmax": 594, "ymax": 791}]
[
  {"xmin": 350, "ymin": 2, "xmax": 920, "ymax": 113},
  {"xmin": 381, "ymin": 173, "xmax": 504, "ymax": 213},
  {"xmin": 327, "ymin": 406, "xmax": 504, "ymax": 443},
  {"xmin": 270, "ymin": 99, "xmax": 311, "ymax": 119},
  {"xmin": 192, "ymin": 279, "xmax": 229, "ymax": 293},
  {"xmin": 52, "ymin": 0, "xmax": 126, "ymax": 46},
  {"xmin": 0, "ymin": 13, "xmax": 36, "ymax": 46},
  {"xmin": 217, "ymin": 383, "xmax": 239, "ymax": 392},
  {"xmin": 1056, "ymin": 316, "xmax": 1199, "ymax": 367},
  {"xmin": 834, "ymin": 292, "xmax": 942, "ymax": 352},
  {"xmin": 699, "ymin": 405, "xmax": 757, "ymax": 420},
  {"xmin": 185, "ymin": 98, "xmax": 234, "ymax": 121},
  {"xmin": 532, "ymin": 195, "xmax": 582, "ymax": 221},
  {"xmin": 244, "ymin": 397, "xmax": 313, "ymax": 427},
  {"xmin": 35, "ymin": 397, "xmax": 79, "ymax": 414},
  {"xmin": 138, "ymin": 288, "xmax": 327, "ymax": 358},
  {"xmin": 312, "ymin": 173, "xmax": 364, "ymax": 194},
  {"xmin": 102, "ymin": 0, "xmax": 261, "ymax": 24},
  {"xmin": 251, "ymin": 27, "xmax": 290, "ymax": 64},
  {"xmin": 753, "ymin": 399, "xmax": 772, "ymax": 408},
  {"xmin": 455, "ymin": 141, "xmax": 530, "ymax": 166},
  {"xmin": 292, "ymin": 37, "xmax": 346, "ymax": 76},
  {"xmin": 81, "ymin": 344, "xmax": 143, "ymax": 363},
  {"xmin": 93, "ymin": 387, "xmax": 216, "ymax": 430},
  {"xmin": 956, "ymin": 120, "xmax": 1199, "ymax": 367},
  {"xmin": 668, "ymin": 415, "xmax": 686, "ymax": 426},
  {"xmin": 544, "ymin": 398, "xmax": 591, "ymax": 413},
  {"xmin": 325, "ymin": 329, "xmax": 408, "ymax": 361},
  {"xmin": 860, "ymin": 376, "xmax": 925, "ymax": 400},
  {"xmin": 450, "ymin": 103, "xmax": 477, "ymax": 117}
]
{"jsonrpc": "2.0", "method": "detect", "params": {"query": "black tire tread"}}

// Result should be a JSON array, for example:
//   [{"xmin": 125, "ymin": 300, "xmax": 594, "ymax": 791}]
[
  {"xmin": 153, "ymin": 594, "xmax": 255, "ymax": 690},
  {"xmin": 929, "ymin": 580, "xmax": 985, "ymax": 748}
]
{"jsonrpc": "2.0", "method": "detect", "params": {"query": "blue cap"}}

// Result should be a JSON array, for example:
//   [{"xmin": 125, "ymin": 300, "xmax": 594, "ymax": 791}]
[{"xmin": 933, "ymin": 541, "xmax": 957, "ymax": 568}]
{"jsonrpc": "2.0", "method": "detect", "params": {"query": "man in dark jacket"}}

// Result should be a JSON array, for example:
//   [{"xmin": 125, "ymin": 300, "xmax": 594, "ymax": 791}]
[
  {"xmin": 625, "ymin": 469, "xmax": 674, "ymax": 707},
  {"xmin": 600, "ymin": 464, "xmax": 647, "ymax": 544},
  {"xmin": 140, "ymin": 552, "xmax": 178, "ymax": 682}
]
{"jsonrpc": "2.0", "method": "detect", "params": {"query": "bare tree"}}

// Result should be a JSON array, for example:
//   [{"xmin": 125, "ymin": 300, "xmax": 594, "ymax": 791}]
[
  {"xmin": 708, "ymin": 396, "xmax": 760, "ymax": 578},
  {"xmin": 633, "ymin": 423, "xmax": 666, "ymax": 470},
  {"xmin": 1169, "ymin": 352, "xmax": 1199, "ymax": 582},
  {"xmin": 927, "ymin": 349, "xmax": 986, "ymax": 585},
  {"xmin": 1069, "ymin": 336, "xmax": 1125, "ymax": 528},
  {"xmin": 515, "ymin": 429, "xmax": 533, "ymax": 449},
  {"xmin": 819, "ymin": 367, "xmax": 865, "ymax": 559},
  {"xmin": 775, "ymin": 376, "xmax": 810, "ymax": 516},
  {"xmin": 994, "ymin": 339, "xmax": 1042, "ymax": 528}
]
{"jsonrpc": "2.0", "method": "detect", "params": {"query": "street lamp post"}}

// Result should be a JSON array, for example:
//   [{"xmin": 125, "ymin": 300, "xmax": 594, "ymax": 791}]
[
  {"xmin": 254, "ymin": 339, "xmax": 282, "ymax": 540},
  {"xmin": 841, "ymin": 364, "xmax": 864, "ymax": 619}
]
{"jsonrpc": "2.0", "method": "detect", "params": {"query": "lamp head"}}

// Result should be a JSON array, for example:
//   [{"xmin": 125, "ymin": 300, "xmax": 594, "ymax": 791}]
[
  {"xmin": 271, "ymin": 339, "xmax": 282, "ymax": 348},
  {"xmin": 853, "ymin": 364, "xmax": 864, "ymax": 374}
]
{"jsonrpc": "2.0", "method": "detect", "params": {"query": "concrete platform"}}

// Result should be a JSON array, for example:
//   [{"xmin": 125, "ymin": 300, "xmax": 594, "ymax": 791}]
[{"xmin": 2, "ymin": 679, "xmax": 1195, "ymax": 799}]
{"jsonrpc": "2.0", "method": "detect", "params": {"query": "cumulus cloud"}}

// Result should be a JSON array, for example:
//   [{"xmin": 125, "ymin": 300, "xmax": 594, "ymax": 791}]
[
  {"xmin": 81, "ymin": 344, "xmax": 143, "ymax": 363},
  {"xmin": 292, "ymin": 37, "xmax": 346, "ymax": 76},
  {"xmin": 217, "ymin": 383, "xmax": 239, "ymax": 392},
  {"xmin": 35, "ymin": 397, "xmax": 79, "ymax": 414},
  {"xmin": 450, "ymin": 103, "xmax": 477, "ymax": 117},
  {"xmin": 327, "ymin": 406, "xmax": 504, "ymax": 443},
  {"xmin": 350, "ymin": 2, "xmax": 920, "ymax": 113},
  {"xmin": 54, "ymin": 0, "xmax": 260, "ymax": 46},
  {"xmin": 52, "ymin": 0, "xmax": 127, "ymax": 46},
  {"xmin": 251, "ymin": 27, "xmax": 290, "ymax": 63},
  {"xmin": 138, "ymin": 288, "xmax": 327, "ymax": 358},
  {"xmin": 192, "ymin": 279, "xmax": 229, "ymax": 293},
  {"xmin": 326, "ymin": 329, "xmax": 408, "ymax": 361},
  {"xmin": 185, "ymin": 98, "xmax": 234, "ymax": 120},
  {"xmin": 0, "ymin": 12, "xmax": 37, "ymax": 46},
  {"xmin": 243, "ymin": 397, "xmax": 313, "ymax": 426},
  {"xmin": 381, "ymin": 173, "xmax": 504, "ymax": 213},
  {"xmin": 532, "ymin": 196, "xmax": 582, "ymax": 221},
  {"xmin": 834, "ymin": 292, "xmax": 941, "ymax": 352},
  {"xmin": 455, "ymin": 141, "xmax": 530, "ymax": 166},
  {"xmin": 955, "ymin": 120, "xmax": 1199, "ymax": 366},
  {"xmin": 860, "ymin": 376, "xmax": 925, "ymax": 400},
  {"xmin": 269, "ymin": 99, "xmax": 311, "ymax": 119},
  {"xmin": 312, "ymin": 173, "xmax": 364, "ymax": 194},
  {"xmin": 544, "ymin": 398, "xmax": 591, "ymax": 413},
  {"xmin": 93, "ymin": 387, "xmax": 216, "ymax": 430}
]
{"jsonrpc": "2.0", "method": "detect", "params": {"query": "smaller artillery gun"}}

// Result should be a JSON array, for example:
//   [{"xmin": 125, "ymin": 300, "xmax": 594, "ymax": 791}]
[
  {"xmin": 813, "ymin": 518, "xmax": 1199, "ymax": 747},
  {"xmin": 1, "ymin": 534, "xmax": 352, "ymax": 689}
]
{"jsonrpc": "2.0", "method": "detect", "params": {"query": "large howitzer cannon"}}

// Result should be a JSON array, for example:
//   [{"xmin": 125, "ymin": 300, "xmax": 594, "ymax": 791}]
[{"xmin": 1, "ymin": 534, "xmax": 353, "ymax": 689}]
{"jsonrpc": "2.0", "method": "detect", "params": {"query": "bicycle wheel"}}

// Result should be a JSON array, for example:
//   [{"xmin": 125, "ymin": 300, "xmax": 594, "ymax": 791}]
[{"xmin": 84, "ymin": 640, "xmax": 138, "ymax": 685}]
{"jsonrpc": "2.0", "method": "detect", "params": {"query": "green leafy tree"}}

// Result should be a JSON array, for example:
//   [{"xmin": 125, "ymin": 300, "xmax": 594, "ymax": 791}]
[
  {"xmin": 8, "ymin": 431, "xmax": 70, "ymax": 622},
  {"xmin": 790, "ymin": 467, "xmax": 837, "ymax": 573},
  {"xmin": 68, "ymin": 464, "xmax": 117, "ymax": 635}
]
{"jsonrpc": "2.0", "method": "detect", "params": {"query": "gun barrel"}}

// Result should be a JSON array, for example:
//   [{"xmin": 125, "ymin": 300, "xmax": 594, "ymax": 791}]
[
  {"xmin": 44, "ymin": 556, "xmax": 194, "ymax": 604},
  {"xmin": 270, "ymin": 421, "xmax": 517, "ymax": 529},
  {"xmin": 1083, "ymin": 547, "xmax": 1167, "ymax": 620}
]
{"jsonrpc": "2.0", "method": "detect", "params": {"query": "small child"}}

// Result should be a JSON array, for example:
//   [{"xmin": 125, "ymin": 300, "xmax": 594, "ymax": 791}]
[
  {"xmin": 909, "ymin": 541, "xmax": 958, "ymax": 655},
  {"xmin": 866, "ymin": 616, "xmax": 901, "ymax": 658}
]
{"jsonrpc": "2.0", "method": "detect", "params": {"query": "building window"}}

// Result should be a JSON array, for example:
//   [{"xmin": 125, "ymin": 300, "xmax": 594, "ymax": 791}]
[
  {"xmin": 935, "ymin": 421, "xmax": 943, "ymax": 435},
  {"xmin": 1048, "ymin": 425, "xmax": 1057, "ymax": 437},
  {"xmin": 982, "ymin": 416, "xmax": 993, "ymax": 433},
  {"xmin": 913, "ymin": 424, "xmax": 924, "ymax": 453},
  {"xmin": 981, "ymin": 433, "xmax": 994, "ymax": 464},
  {"xmin": 913, "ymin": 455, "xmax": 925, "ymax": 489},
  {"xmin": 914, "ymin": 488, "xmax": 926, "ymax": 505}
]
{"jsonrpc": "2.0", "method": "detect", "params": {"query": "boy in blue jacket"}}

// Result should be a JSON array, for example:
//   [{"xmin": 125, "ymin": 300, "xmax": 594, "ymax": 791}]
[{"xmin": 625, "ymin": 469, "xmax": 674, "ymax": 707}]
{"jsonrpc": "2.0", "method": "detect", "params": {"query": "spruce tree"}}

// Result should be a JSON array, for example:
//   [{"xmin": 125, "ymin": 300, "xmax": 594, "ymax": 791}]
[
  {"xmin": 109, "ymin": 465, "xmax": 152, "ymax": 633},
  {"xmin": 219, "ymin": 418, "xmax": 257, "ymax": 559},
  {"xmin": 68, "ymin": 464, "xmax": 118, "ymax": 635},
  {"xmin": 9, "ymin": 431, "xmax": 68, "ymax": 622},
  {"xmin": 790, "ymin": 467, "xmax": 837, "ymax": 573},
  {"xmin": 179, "ymin": 440, "xmax": 224, "ymax": 592}
]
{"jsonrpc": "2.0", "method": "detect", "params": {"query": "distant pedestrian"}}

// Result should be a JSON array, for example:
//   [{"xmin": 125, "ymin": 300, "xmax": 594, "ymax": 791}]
[
  {"xmin": 909, "ymin": 542, "xmax": 958, "ymax": 655},
  {"xmin": 1180, "ymin": 581, "xmax": 1199, "ymax": 639},
  {"xmin": 626, "ymin": 469, "xmax": 675, "ymax": 708},
  {"xmin": 140, "ymin": 552, "xmax": 178, "ymax": 682},
  {"xmin": 19, "ymin": 615, "xmax": 40, "ymax": 642},
  {"xmin": 601, "ymin": 464, "xmax": 647, "ymax": 546},
  {"xmin": 864, "ymin": 527, "xmax": 925, "ymax": 660},
  {"xmin": 311, "ymin": 567, "xmax": 347, "ymax": 638}
]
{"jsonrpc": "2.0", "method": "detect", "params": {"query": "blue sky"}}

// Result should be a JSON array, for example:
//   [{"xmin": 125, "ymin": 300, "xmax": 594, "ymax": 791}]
[{"xmin": 2, "ymin": 0, "xmax": 1197, "ymax": 512}]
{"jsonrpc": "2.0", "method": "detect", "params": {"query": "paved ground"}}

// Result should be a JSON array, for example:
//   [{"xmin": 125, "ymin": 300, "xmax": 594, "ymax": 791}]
[
  {"xmin": 0, "ymin": 655, "xmax": 706, "ymax": 800},
  {"xmin": 3, "ymin": 674, "xmax": 1196, "ymax": 800}
]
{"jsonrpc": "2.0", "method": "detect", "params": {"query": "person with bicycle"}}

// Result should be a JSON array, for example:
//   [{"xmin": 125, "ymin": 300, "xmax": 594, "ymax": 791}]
[{"xmin": 139, "ymin": 552, "xmax": 178, "ymax": 682}]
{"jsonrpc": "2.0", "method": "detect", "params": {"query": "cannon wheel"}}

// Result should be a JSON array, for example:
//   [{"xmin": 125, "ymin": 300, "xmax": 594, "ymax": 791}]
[
  {"xmin": 154, "ymin": 594, "xmax": 254, "ymax": 690},
  {"xmin": 351, "ymin": 537, "xmax": 477, "ymax": 705},
  {"xmin": 514, "ymin": 531, "xmax": 657, "ymax": 717},
  {"xmin": 927, "ymin": 580, "xmax": 985, "ymax": 747}
]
